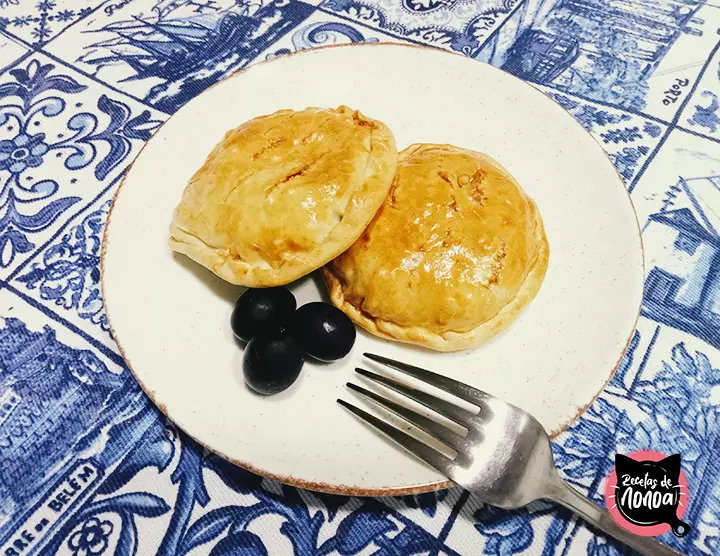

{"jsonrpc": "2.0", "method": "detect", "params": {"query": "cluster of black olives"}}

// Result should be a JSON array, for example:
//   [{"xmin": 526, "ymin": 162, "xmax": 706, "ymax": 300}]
[{"xmin": 231, "ymin": 287, "xmax": 356, "ymax": 395}]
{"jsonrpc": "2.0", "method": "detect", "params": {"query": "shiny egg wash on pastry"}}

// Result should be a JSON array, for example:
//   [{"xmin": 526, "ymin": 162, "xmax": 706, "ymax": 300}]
[
  {"xmin": 322, "ymin": 143, "xmax": 549, "ymax": 352},
  {"xmin": 169, "ymin": 106, "xmax": 397, "ymax": 287}
]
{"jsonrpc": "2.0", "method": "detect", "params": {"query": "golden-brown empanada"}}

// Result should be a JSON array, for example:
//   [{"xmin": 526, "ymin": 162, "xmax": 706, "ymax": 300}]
[
  {"xmin": 322, "ymin": 143, "xmax": 549, "ymax": 352},
  {"xmin": 169, "ymin": 106, "xmax": 397, "ymax": 286}
]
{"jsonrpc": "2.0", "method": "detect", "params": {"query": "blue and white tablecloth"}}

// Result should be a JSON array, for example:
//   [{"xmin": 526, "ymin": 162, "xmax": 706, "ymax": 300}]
[{"xmin": 0, "ymin": 1, "xmax": 717, "ymax": 554}]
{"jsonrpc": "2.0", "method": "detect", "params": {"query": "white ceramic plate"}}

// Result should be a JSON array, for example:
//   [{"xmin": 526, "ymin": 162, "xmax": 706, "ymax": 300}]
[{"xmin": 102, "ymin": 44, "xmax": 643, "ymax": 495}]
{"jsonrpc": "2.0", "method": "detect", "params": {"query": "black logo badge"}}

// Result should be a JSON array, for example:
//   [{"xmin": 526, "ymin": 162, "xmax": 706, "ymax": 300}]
[{"xmin": 614, "ymin": 454, "xmax": 691, "ymax": 537}]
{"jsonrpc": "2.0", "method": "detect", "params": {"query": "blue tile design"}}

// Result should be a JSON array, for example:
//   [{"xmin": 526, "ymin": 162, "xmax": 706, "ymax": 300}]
[
  {"xmin": 0, "ymin": 314, "xmax": 151, "ymax": 550},
  {"xmin": 0, "ymin": 59, "xmax": 160, "ymax": 276},
  {"xmin": 641, "ymin": 174, "xmax": 720, "ymax": 348},
  {"xmin": 0, "ymin": 55, "xmax": 164, "ymax": 277},
  {"xmin": 0, "ymin": 0, "xmax": 102, "ymax": 45},
  {"xmin": 686, "ymin": 92, "xmax": 720, "ymax": 135},
  {"xmin": 259, "ymin": 14, "xmax": 394, "ymax": 60},
  {"xmin": 682, "ymin": 44, "xmax": 720, "ymax": 142},
  {"xmin": 544, "ymin": 89, "xmax": 666, "ymax": 184},
  {"xmin": 50, "ymin": 0, "xmax": 317, "ymax": 113},
  {"xmin": 17, "ymin": 199, "xmax": 111, "ymax": 335},
  {"xmin": 476, "ymin": 0, "xmax": 714, "ymax": 117},
  {"xmin": 320, "ymin": 0, "xmax": 525, "ymax": 55},
  {"xmin": 0, "ymin": 0, "xmax": 714, "ymax": 554}
]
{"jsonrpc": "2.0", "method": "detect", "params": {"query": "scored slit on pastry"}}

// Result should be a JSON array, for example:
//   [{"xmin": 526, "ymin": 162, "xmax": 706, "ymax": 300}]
[{"xmin": 322, "ymin": 143, "xmax": 549, "ymax": 352}]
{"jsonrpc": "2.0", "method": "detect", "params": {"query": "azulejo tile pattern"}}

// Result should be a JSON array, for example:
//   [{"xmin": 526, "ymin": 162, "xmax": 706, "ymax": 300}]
[
  {"xmin": 320, "ymin": 0, "xmax": 525, "ymax": 54},
  {"xmin": 257, "ymin": 10, "xmax": 406, "ymax": 60},
  {"xmin": 0, "ymin": 1, "xmax": 715, "ymax": 555},
  {"xmin": 16, "ymin": 195, "xmax": 114, "ymax": 345},
  {"xmin": 45, "ymin": 0, "xmax": 317, "ymax": 113},
  {"xmin": 0, "ymin": 1, "xmax": 103, "ymax": 45},
  {"xmin": 0, "ymin": 54, "xmax": 164, "ymax": 279},
  {"xmin": 541, "ymin": 88, "xmax": 667, "ymax": 184}
]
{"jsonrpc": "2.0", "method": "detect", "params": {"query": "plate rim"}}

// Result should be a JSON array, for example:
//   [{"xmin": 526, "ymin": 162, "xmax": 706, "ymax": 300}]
[{"xmin": 100, "ymin": 42, "xmax": 644, "ymax": 496}]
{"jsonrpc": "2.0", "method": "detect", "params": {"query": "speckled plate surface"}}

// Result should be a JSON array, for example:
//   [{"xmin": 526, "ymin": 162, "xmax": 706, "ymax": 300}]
[{"xmin": 101, "ymin": 44, "xmax": 644, "ymax": 496}]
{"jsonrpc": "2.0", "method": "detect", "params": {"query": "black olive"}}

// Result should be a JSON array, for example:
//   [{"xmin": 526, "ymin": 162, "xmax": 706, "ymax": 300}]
[
  {"xmin": 231, "ymin": 287, "xmax": 296, "ymax": 342},
  {"xmin": 293, "ymin": 302, "xmax": 356, "ymax": 362},
  {"xmin": 243, "ymin": 327, "xmax": 304, "ymax": 395}
]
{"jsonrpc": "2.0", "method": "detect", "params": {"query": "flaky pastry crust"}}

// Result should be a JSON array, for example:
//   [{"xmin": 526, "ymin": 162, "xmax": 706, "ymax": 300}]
[
  {"xmin": 322, "ymin": 143, "xmax": 549, "ymax": 352},
  {"xmin": 169, "ymin": 106, "xmax": 397, "ymax": 286}
]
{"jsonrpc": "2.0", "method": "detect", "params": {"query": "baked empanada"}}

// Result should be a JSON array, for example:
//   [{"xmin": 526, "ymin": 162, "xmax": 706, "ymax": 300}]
[
  {"xmin": 169, "ymin": 106, "xmax": 397, "ymax": 286},
  {"xmin": 322, "ymin": 143, "xmax": 549, "ymax": 351}
]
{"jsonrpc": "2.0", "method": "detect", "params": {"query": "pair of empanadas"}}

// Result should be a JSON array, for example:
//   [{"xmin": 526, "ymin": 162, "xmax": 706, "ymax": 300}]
[{"xmin": 169, "ymin": 107, "xmax": 549, "ymax": 351}]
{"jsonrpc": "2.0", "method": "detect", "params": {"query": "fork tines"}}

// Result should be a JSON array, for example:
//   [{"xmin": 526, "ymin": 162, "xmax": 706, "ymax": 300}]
[
  {"xmin": 362, "ymin": 353, "xmax": 489, "ymax": 405},
  {"xmin": 337, "ymin": 353, "xmax": 491, "ymax": 474},
  {"xmin": 337, "ymin": 398, "xmax": 456, "ymax": 473}
]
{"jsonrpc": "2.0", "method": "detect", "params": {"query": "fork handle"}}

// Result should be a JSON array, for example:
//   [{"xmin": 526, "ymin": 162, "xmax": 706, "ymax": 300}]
[{"xmin": 545, "ymin": 477, "xmax": 685, "ymax": 556}]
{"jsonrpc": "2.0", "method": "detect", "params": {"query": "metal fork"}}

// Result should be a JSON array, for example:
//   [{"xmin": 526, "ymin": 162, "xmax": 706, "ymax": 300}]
[{"xmin": 338, "ymin": 353, "xmax": 683, "ymax": 556}]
